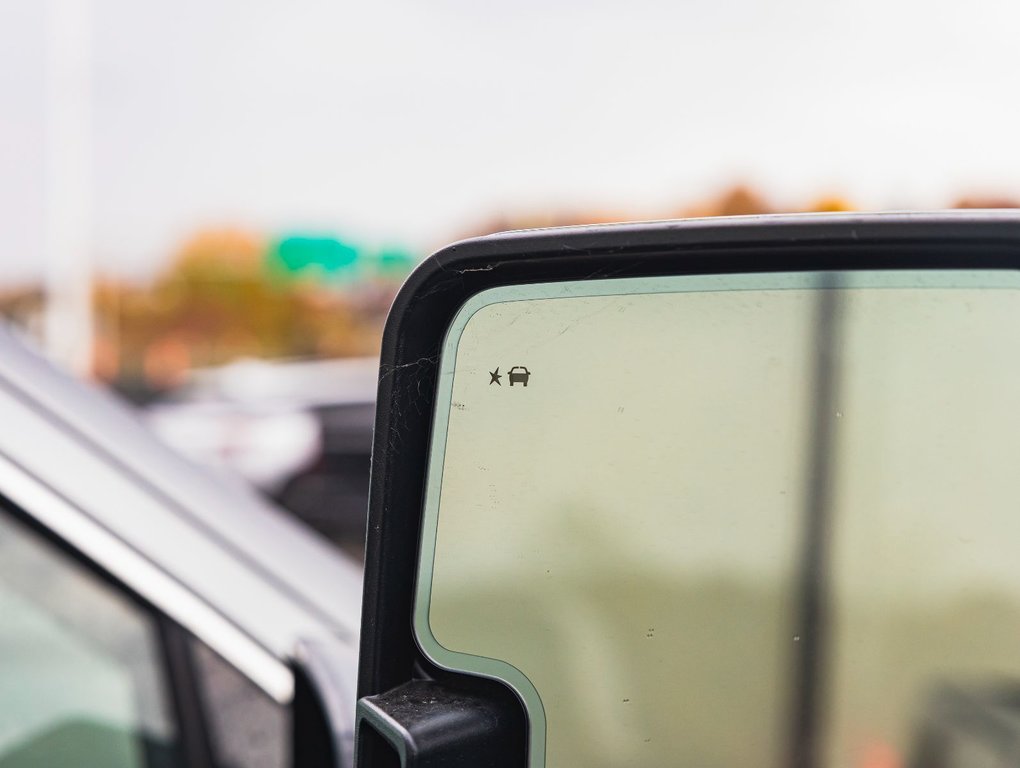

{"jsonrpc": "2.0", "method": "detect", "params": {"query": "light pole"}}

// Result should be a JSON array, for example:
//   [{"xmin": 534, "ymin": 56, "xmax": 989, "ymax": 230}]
[{"xmin": 43, "ymin": 0, "xmax": 94, "ymax": 376}]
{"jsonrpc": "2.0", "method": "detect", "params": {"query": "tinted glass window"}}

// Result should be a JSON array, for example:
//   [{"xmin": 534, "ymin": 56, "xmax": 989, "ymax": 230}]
[{"xmin": 0, "ymin": 509, "xmax": 181, "ymax": 768}]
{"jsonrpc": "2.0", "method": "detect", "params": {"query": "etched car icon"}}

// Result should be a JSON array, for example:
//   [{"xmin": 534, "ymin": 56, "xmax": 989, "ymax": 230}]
[{"xmin": 508, "ymin": 366, "xmax": 531, "ymax": 387}]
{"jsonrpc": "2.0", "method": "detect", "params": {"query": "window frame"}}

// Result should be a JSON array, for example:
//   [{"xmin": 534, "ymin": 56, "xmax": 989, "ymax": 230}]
[{"xmin": 0, "ymin": 493, "xmax": 217, "ymax": 768}]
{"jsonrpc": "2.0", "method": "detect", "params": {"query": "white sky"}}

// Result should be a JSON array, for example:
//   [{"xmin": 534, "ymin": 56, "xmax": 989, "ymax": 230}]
[{"xmin": 4, "ymin": 0, "xmax": 1020, "ymax": 283}]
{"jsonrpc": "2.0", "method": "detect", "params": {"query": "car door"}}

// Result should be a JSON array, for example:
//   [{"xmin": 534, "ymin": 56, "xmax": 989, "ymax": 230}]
[{"xmin": 0, "ymin": 328, "xmax": 361, "ymax": 768}]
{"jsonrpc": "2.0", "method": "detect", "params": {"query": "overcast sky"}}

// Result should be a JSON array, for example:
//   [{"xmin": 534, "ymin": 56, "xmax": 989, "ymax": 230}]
[{"xmin": 4, "ymin": 0, "xmax": 1020, "ymax": 283}]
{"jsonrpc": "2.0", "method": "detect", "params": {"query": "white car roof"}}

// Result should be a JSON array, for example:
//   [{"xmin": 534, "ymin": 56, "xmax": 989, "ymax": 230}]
[
  {"xmin": 173, "ymin": 356, "xmax": 379, "ymax": 408},
  {"xmin": 0, "ymin": 327, "xmax": 364, "ymax": 701}
]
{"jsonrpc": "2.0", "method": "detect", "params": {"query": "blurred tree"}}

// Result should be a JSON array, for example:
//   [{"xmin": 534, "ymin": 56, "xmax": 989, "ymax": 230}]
[
  {"xmin": 92, "ymin": 228, "xmax": 394, "ymax": 397},
  {"xmin": 954, "ymin": 196, "xmax": 1020, "ymax": 209},
  {"xmin": 0, "ymin": 286, "xmax": 45, "ymax": 339},
  {"xmin": 683, "ymin": 185, "xmax": 774, "ymax": 218},
  {"xmin": 807, "ymin": 195, "xmax": 855, "ymax": 213}
]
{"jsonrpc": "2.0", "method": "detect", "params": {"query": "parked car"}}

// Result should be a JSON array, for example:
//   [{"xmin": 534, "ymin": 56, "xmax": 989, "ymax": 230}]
[
  {"xmin": 0, "ymin": 327, "xmax": 363, "ymax": 768},
  {"xmin": 144, "ymin": 358, "xmax": 376, "ymax": 556}
]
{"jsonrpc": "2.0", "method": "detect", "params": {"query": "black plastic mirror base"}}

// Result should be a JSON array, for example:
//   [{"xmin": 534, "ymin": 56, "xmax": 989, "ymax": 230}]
[{"xmin": 356, "ymin": 680, "xmax": 525, "ymax": 768}]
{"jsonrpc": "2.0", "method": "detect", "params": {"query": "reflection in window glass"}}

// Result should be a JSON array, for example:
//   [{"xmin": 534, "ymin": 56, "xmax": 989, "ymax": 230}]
[
  {"xmin": 424, "ymin": 272, "xmax": 1020, "ymax": 768},
  {"xmin": 0, "ymin": 509, "xmax": 180, "ymax": 768},
  {"xmin": 428, "ymin": 281, "xmax": 819, "ymax": 768},
  {"xmin": 828, "ymin": 287, "xmax": 1020, "ymax": 768}
]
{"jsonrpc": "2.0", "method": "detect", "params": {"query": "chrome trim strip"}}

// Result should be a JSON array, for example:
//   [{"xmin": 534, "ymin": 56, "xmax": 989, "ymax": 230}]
[{"xmin": 0, "ymin": 451, "xmax": 294, "ymax": 703}]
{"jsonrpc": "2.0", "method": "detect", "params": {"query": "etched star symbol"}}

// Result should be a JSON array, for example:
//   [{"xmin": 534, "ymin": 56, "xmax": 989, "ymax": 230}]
[{"xmin": 489, "ymin": 367, "xmax": 502, "ymax": 385}]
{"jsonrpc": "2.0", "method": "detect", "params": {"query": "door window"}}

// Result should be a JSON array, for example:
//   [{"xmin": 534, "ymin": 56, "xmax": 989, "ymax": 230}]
[{"xmin": 0, "ymin": 508, "xmax": 182, "ymax": 768}]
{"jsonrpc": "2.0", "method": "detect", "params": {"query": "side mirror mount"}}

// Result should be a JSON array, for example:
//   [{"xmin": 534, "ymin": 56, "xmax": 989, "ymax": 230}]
[{"xmin": 355, "ymin": 678, "xmax": 522, "ymax": 768}]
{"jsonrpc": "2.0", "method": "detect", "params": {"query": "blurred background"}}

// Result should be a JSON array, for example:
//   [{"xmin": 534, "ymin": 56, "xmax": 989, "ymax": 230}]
[{"xmin": 4, "ymin": 0, "xmax": 1020, "ymax": 558}]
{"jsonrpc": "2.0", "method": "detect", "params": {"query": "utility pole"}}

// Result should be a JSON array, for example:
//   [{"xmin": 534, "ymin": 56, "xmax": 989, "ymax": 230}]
[{"xmin": 43, "ymin": 0, "xmax": 94, "ymax": 376}]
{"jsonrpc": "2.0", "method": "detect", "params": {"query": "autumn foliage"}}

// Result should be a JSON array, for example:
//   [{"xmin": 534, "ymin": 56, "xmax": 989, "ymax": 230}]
[{"xmin": 92, "ymin": 228, "xmax": 395, "ymax": 392}]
